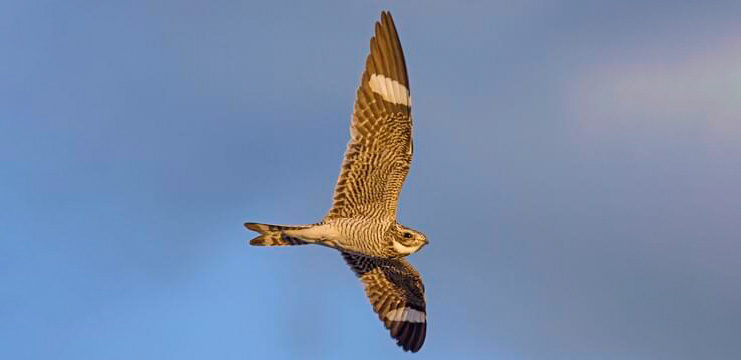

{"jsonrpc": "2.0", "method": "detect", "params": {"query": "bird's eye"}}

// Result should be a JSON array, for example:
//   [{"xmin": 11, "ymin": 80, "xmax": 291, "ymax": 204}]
[{"xmin": 403, "ymin": 232, "xmax": 412, "ymax": 239}]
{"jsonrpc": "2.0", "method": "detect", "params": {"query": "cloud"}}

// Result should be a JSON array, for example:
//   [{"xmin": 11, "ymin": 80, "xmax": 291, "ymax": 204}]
[{"xmin": 568, "ymin": 36, "xmax": 741, "ymax": 142}]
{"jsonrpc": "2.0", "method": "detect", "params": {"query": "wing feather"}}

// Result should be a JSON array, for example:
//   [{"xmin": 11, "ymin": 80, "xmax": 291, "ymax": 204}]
[
  {"xmin": 325, "ymin": 11, "xmax": 413, "ymax": 221},
  {"xmin": 342, "ymin": 252, "xmax": 427, "ymax": 353}
]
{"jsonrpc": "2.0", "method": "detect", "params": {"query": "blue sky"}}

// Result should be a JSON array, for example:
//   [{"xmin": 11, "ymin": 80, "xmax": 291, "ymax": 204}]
[{"xmin": 2, "ymin": 1, "xmax": 740, "ymax": 359}]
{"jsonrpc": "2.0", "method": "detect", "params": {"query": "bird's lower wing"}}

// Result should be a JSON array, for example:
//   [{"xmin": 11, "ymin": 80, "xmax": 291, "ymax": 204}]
[{"xmin": 341, "ymin": 252, "xmax": 427, "ymax": 352}]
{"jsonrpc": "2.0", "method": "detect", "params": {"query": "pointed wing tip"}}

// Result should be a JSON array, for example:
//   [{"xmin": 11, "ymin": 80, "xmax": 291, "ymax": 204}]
[
  {"xmin": 378, "ymin": 10, "xmax": 396, "ymax": 29},
  {"xmin": 387, "ymin": 320, "xmax": 426, "ymax": 353},
  {"xmin": 370, "ymin": 9, "xmax": 409, "ymax": 87},
  {"xmin": 383, "ymin": 305, "xmax": 427, "ymax": 353},
  {"xmin": 375, "ymin": 10, "xmax": 397, "ymax": 36}
]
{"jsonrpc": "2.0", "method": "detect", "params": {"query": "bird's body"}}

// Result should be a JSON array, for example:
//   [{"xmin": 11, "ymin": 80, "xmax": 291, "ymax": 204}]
[
  {"xmin": 247, "ymin": 217, "xmax": 425, "ymax": 258},
  {"xmin": 305, "ymin": 218, "xmax": 395, "ymax": 257},
  {"xmin": 245, "ymin": 11, "xmax": 428, "ymax": 353}
]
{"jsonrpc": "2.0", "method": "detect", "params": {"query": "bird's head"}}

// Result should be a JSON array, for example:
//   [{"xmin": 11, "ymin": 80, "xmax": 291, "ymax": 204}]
[{"xmin": 390, "ymin": 224, "xmax": 428, "ymax": 256}]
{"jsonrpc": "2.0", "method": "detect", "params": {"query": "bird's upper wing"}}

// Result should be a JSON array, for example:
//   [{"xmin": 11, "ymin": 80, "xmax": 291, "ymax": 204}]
[
  {"xmin": 325, "ymin": 11, "xmax": 413, "ymax": 221},
  {"xmin": 342, "ymin": 252, "xmax": 426, "ymax": 353}
]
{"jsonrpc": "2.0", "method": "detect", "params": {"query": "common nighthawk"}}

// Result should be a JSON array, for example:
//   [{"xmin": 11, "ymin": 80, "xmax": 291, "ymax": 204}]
[{"xmin": 245, "ymin": 11, "xmax": 428, "ymax": 353}]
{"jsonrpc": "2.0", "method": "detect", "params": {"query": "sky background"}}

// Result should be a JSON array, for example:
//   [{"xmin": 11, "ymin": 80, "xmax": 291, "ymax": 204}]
[{"xmin": 2, "ymin": 1, "xmax": 740, "ymax": 359}]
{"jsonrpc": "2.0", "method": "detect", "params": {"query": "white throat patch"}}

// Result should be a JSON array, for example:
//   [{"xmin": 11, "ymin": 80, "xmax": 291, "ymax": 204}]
[
  {"xmin": 392, "ymin": 239, "xmax": 419, "ymax": 255},
  {"xmin": 368, "ymin": 74, "xmax": 411, "ymax": 106}
]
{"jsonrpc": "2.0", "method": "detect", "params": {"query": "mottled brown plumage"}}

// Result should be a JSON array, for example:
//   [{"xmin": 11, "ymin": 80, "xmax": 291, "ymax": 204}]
[
  {"xmin": 244, "ymin": 11, "xmax": 428, "ymax": 353},
  {"xmin": 342, "ymin": 252, "xmax": 426, "ymax": 352},
  {"xmin": 326, "ymin": 12, "xmax": 413, "ymax": 221}
]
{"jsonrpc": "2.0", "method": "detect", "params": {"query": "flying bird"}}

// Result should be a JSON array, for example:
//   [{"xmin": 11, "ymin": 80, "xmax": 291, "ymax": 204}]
[{"xmin": 245, "ymin": 11, "xmax": 428, "ymax": 353}]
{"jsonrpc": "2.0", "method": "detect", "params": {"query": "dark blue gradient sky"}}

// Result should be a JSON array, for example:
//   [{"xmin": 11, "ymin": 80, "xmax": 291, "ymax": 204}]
[{"xmin": 2, "ymin": 1, "xmax": 740, "ymax": 359}]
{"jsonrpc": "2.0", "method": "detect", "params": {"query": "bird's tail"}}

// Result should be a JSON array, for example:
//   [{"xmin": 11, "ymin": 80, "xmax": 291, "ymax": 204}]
[{"xmin": 244, "ymin": 223, "xmax": 312, "ymax": 246}]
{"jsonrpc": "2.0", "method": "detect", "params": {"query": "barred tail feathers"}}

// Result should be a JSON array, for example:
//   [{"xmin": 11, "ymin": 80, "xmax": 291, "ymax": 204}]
[{"xmin": 244, "ymin": 223, "xmax": 312, "ymax": 246}]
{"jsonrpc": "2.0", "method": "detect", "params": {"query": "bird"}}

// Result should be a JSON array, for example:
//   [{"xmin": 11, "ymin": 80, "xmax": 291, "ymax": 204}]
[{"xmin": 244, "ymin": 11, "xmax": 428, "ymax": 353}]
